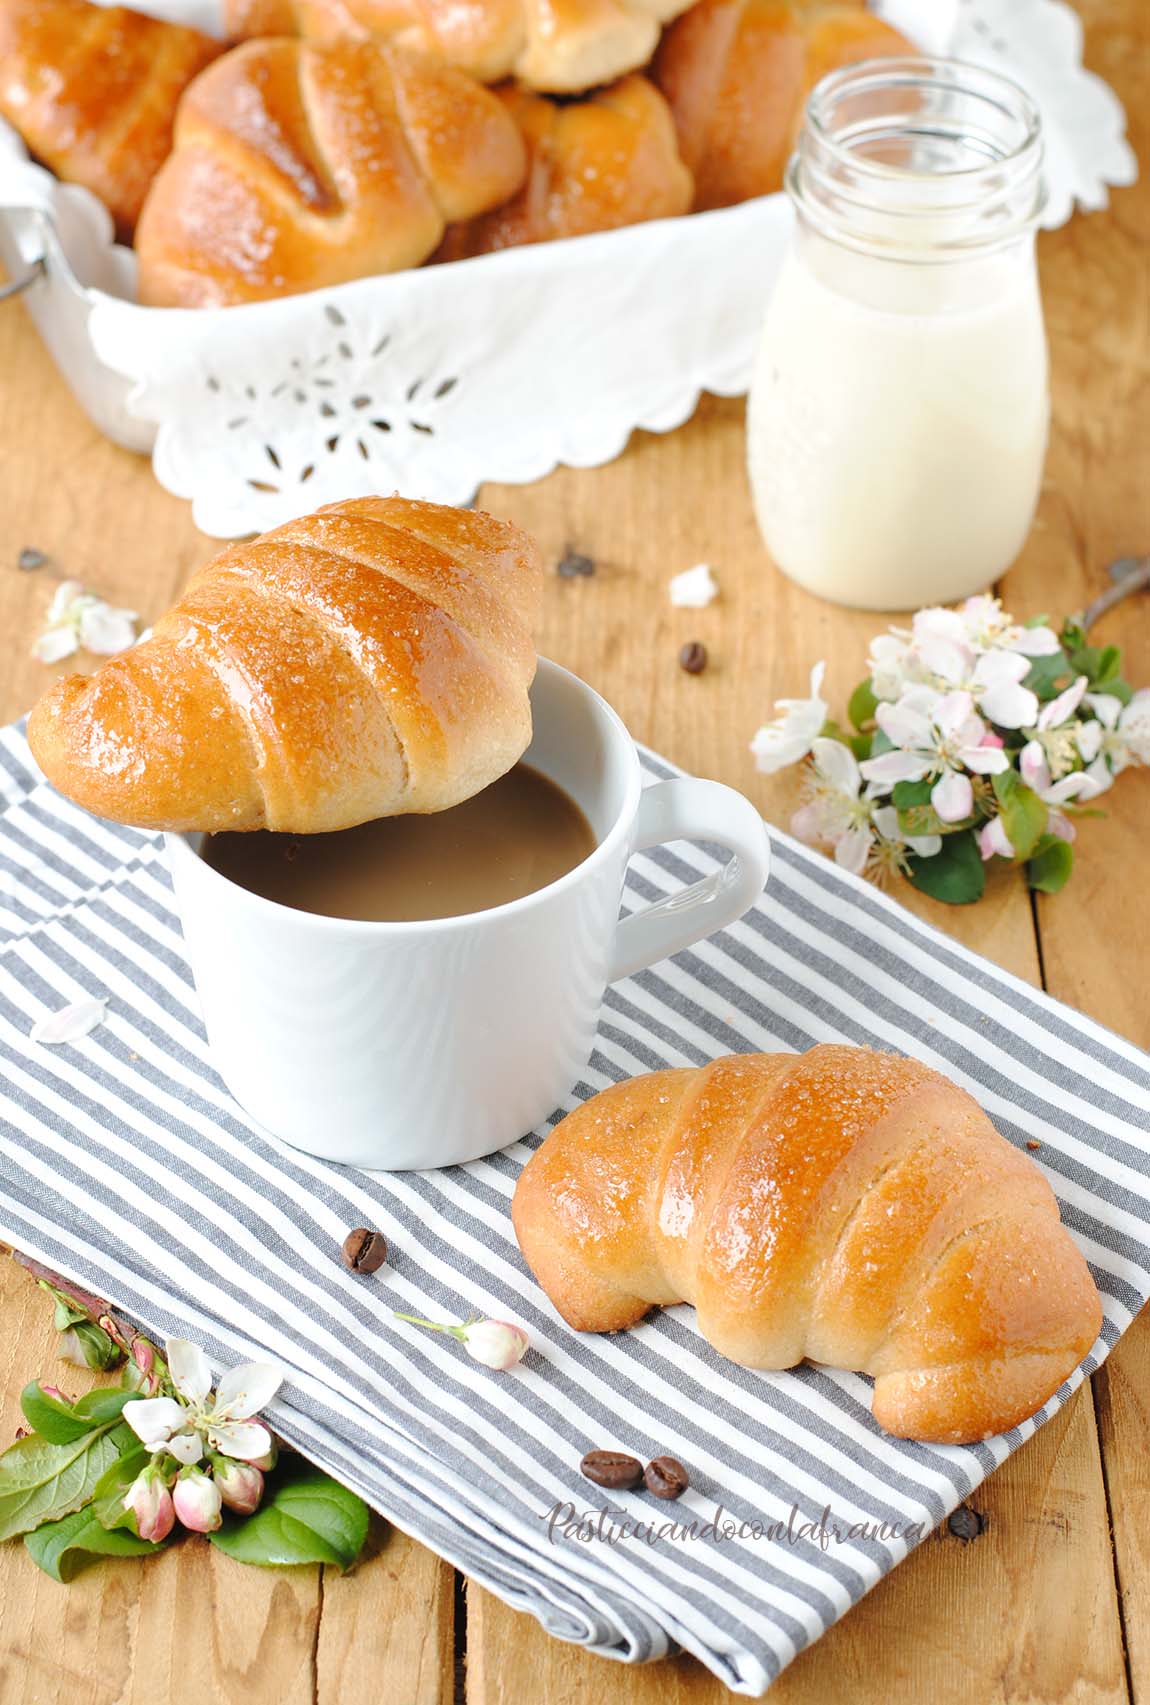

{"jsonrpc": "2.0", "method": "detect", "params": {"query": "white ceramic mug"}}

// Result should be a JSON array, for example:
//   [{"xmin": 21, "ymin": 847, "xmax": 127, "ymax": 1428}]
[{"xmin": 166, "ymin": 658, "xmax": 771, "ymax": 1170}]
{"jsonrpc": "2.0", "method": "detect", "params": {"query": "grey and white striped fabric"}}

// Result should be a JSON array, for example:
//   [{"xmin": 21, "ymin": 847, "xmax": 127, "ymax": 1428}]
[{"xmin": 0, "ymin": 716, "xmax": 1148, "ymax": 1696}]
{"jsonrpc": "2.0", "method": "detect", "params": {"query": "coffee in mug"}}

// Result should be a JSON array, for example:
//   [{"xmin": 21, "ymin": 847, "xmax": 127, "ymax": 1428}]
[{"xmin": 201, "ymin": 763, "xmax": 596, "ymax": 922}]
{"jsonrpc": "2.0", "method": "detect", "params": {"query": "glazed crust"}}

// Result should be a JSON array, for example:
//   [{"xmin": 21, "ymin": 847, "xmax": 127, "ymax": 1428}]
[
  {"xmin": 134, "ymin": 38, "xmax": 528, "ymax": 307},
  {"xmin": 435, "ymin": 76, "xmax": 692, "ymax": 260},
  {"xmin": 511, "ymin": 1047, "xmax": 1103, "ymax": 1444},
  {"xmin": 0, "ymin": 0, "xmax": 221, "ymax": 240},
  {"xmin": 28, "ymin": 497, "xmax": 544, "ymax": 835},
  {"xmin": 654, "ymin": 0, "xmax": 915, "ymax": 210}
]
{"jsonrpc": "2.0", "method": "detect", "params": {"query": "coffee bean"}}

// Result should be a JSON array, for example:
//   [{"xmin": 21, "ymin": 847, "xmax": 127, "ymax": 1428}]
[
  {"xmin": 644, "ymin": 1456, "xmax": 689, "ymax": 1499},
  {"xmin": 580, "ymin": 1449, "xmax": 643, "ymax": 1491},
  {"xmin": 556, "ymin": 550, "xmax": 595, "ymax": 579},
  {"xmin": 678, "ymin": 641, "xmax": 708, "ymax": 675},
  {"xmin": 18, "ymin": 547, "xmax": 47, "ymax": 572},
  {"xmin": 341, "ymin": 1228, "xmax": 387, "ymax": 1273}
]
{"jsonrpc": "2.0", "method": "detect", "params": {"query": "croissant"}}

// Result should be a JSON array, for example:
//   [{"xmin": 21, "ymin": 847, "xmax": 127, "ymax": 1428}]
[
  {"xmin": 512, "ymin": 1048, "xmax": 1103, "ymax": 1443},
  {"xmin": 435, "ymin": 76, "xmax": 692, "ymax": 261},
  {"xmin": 134, "ymin": 38, "xmax": 528, "ymax": 307},
  {"xmin": 28, "ymin": 498, "xmax": 544, "ymax": 836},
  {"xmin": 222, "ymin": 0, "xmax": 696, "ymax": 95},
  {"xmin": 654, "ymin": 0, "xmax": 914, "ymax": 211},
  {"xmin": 0, "ymin": 0, "xmax": 221, "ymax": 240}
]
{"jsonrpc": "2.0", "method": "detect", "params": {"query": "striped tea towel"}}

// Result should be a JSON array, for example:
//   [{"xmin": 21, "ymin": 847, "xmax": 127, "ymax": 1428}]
[{"xmin": 0, "ymin": 718, "xmax": 1148, "ymax": 1697}]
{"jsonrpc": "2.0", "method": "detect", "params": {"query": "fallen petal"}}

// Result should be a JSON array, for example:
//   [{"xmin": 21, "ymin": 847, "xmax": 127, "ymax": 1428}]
[
  {"xmin": 31, "ymin": 626, "xmax": 80, "ymax": 665},
  {"xmin": 29, "ymin": 996, "xmax": 107, "ymax": 1046},
  {"xmin": 668, "ymin": 563, "xmax": 719, "ymax": 608}
]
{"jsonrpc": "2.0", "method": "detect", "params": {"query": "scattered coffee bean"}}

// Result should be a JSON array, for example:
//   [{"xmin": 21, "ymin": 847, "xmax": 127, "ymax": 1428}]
[
  {"xmin": 678, "ymin": 641, "xmax": 708, "ymax": 675},
  {"xmin": 341, "ymin": 1227, "xmax": 387, "ymax": 1273},
  {"xmin": 283, "ymin": 839, "xmax": 302, "ymax": 863},
  {"xmin": 644, "ymin": 1456, "xmax": 689, "ymax": 1499},
  {"xmin": 557, "ymin": 550, "xmax": 595, "ymax": 579},
  {"xmin": 946, "ymin": 1504, "xmax": 986, "ymax": 1542},
  {"xmin": 1026, "ymin": 1139, "xmax": 1042, "ymax": 1151},
  {"xmin": 18, "ymin": 547, "xmax": 47, "ymax": 572},
  {"xmin": 580, "ymin": 1449, "xmax": 643, "ymax": 1491}
]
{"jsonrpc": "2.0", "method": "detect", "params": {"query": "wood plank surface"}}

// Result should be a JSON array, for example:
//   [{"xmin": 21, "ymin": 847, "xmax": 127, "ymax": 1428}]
[{"xmin": 0, "ymin": 0, "xmax": 1146, "ymax": 1699}]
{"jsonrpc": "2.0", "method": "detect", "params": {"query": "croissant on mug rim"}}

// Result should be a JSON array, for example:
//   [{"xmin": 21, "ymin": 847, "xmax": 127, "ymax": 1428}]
[
  {"xmin": 27, "ymin": 497, "xmax": 544, "ymax": 836},
  {"xmin": 511, "ymin": 1046, "xmax": 1103, "ymax": 1444}
]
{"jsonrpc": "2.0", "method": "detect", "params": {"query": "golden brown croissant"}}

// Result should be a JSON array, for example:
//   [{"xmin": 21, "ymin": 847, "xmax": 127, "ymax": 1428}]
[
  {"xmin": 434, "ymin": 76, "xmax": 692, "ymax": 261},
  {"xmin": 512, "ymin": 1048, "xmax": 1102, "ymax": 1444},
  {"xmin": 654, "ymin": 0, "xmax": 914, "ymax": 211},
  {"xmin": 0, "ymin": 0, "xmax": 221, "ymax": 240},
  {"xmin": 134, "ymin": 38, "xmax": 528, "ymax": 307},
  {"xmin": 28, "ymin": 498, "xmax": 544, "ymax": 836},
  {"xmin": 223, "ymin": 0, "xmax": 695, "ymax": 94}
]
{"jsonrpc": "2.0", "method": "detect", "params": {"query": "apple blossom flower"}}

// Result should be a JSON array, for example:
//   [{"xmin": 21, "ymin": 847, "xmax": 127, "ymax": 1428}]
[
  {"xmin": 394, "ymin": 1313, "xmax": 530, "ymax": 1370},
  {"xmin": 860, "ymin": 688, "xmax": 1008, "ymax": 823},
  {"xmin": 954, "ymin": 595, "xmax": 1062, "ymax": 657},
  {"xmin": 790, "ymin": 740, "xmax": 941, "ymax": 880},
  {"xmin": 124, "ymin": 1338, "xmax": 282, "ymax": 1466},
  {"xmin": 750, "ymin": 663, "xmax": 827, "ymax": 773},
  {"xmin": 909, "ymin": 615, "xmax": 1039, "ymax": 729},
  {"xmin": 1018, "ymin": 679, "xmax": 1101, "ymax": 815},
  {"xmin": 212, "ymin": 1456, "xmax": 264, "ymax": 1514},
  {"xmin": 173, "ymin": 1466, "xmax": 223, "ymax": 1534},
  {"xmin": 122, "ymin": 1462, "xmax": 176, "ymax": 1544},
  {"xmin": 32, "ymin": 580, "xmax": 138, "ymax": 663},
  {"xmin": 1081, "ymin": 688, "xmax": 1150, "ymax": 789}
]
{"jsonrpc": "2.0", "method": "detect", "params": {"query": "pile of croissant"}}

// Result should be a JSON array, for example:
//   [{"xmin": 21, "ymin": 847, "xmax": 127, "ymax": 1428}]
[{"xmin": 0, "ymin": 0, "xmax": 911, "ymax": 307}]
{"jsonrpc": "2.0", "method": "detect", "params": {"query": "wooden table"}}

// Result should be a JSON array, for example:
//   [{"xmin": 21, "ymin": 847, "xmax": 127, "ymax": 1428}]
[{"xmin": 0, "ymin": 2, "xmax": 1147, "ymax": 1697}]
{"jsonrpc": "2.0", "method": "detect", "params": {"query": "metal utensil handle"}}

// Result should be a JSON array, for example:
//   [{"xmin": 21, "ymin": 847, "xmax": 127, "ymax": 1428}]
[{"xmin": 0, "ymin": 253, "xmax": 45, "ymax": 303}]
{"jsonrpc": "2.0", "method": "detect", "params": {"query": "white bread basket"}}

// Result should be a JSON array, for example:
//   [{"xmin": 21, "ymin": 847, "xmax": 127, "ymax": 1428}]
[{"xmin": 0, "ymin": 0, "xmax": 1134, "ymax": 538}]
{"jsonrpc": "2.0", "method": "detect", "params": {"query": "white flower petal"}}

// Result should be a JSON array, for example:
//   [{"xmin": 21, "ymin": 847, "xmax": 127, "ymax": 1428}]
[
  {"xmin": 1009, "ymin": 625, "xmax": 1062, "ymax": 656},
  {"xmin": 875, "ymin": 700, "xmax": 934, "ymax": 751},
  {"xmin": 213, "ymin": 1361, "xmax": 283, "ymax": 1420},
  {"xmin": 906, "ymin": 832, "xmax": 942, "ymax": 857},
  {"xmin": 811, "ymin": 737, "xmax": 861, "ymax": 798},
  {"xmin": 790, "ymin": 802, "xmax": 824, "ymax": 843},
  {"xmin": 1085, "ymin": 692, "xmax": 1123, "ymax": 730},
  {"xmin": 870, "ymin": 805, "xmax": 900, "ymax": 841},
  {"xmin": 1019, "ymin": 739, "xmax": 1051, "ymax": 794},
  {"xmin": 1043, "ymin": 771, "xmax": 1102, "ymax": 805},
  {"xmin": 913, "ymin": 634, "xmax": 970, "ymax": 686},
  {"xmin": 978, "ymin": 817, "xmax": 1015, "ymax": 860},
  {"xmin": 46, "ymin": 579, "xmax": 87, "ymax": 624},
  {"xmin": 29, "ymin": 996, "xmax": 107, "ymax": 1046},
  {"xmin": 932, "ymin": 691, "xmax": 977, "ymax": 741},
  {"xmin": 1076, "ymin": 719, "xmax": 1104, "ymax": 762},
  {"xmin": 1037, "ymin": 675, "xmax": 1089, "ymax": 732},
  {"xmin": 166, "ymin": 1339, "xmax": 212, "ymax": 1403},
  {"xmin": 859, "ymin": 751, "xmax": 933, "ymax": 785},
  {"xmin": 962, "ymin": 746, "xmax": 1010, "ymax": 775},
  {"xmin": 833, "ymin": 825, "xmax": 873, "ymax": 876},
  {"xmin": 31, "ymin": 625, "xmax": 80, "ymax": 664},
  {"xmin": 207, "ymin": 1420, "xmax": 273, "ymax": 1462},
  {"xmin": 974, "ymin": 650, "xmax": 1031, "ymax": 687},
  {"xmin": 123, "ymin": 1396, "xmax": 185, "ymax": 1447},
  {"xmin": 978, "ymin": 680, "xmax": 1039, "ymax": 729},
  {"xmin": 78, "ymin": 602, "xmax": 138, "ymax": 656},
  {"xmin": 668, "ymin": 563, "xmax": 718, "ymax": 608},
  {"xmin": 1118, "ymin": 689, "xmax": 1150, "ymax": 762},
  {"xmin": 1048, "ymin": 810, "xmax": 1077, "ymax": 843},
  {"xmin": 164, "ymin": 1430, "xmax": 205, "ymax": 1465},
  {"xmin": 913, "ymin": 608, "xmax": 969, "ymax": 649},
  {"xmin": 931, "ymin": 770, "xmax": 973, "ymax": 823},
  {"xmin": 1085, "ymin": 755, "xmax": 1114, "ymax": 795}
]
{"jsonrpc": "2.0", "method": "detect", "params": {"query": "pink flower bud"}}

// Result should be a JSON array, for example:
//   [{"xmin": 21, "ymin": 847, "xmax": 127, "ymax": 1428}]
[
  {"xmin": 123, "ymin": 1466, "xmax": 175, "ymax": 1544},
  {"xmin": 41, "ymin": 1386, "xmax": 70, "ymax": 1403},
  {"xmin": 979, "ymin": 730, "xmax": 1006, "ymax": 749},
  {"xmin": 173, "ymin": 1467, "xmax": 223, "ymax": 1534},
  {"xmin": 461, "ymin": 1319, "xmax": 529, "ymax": 1371},
  {"xmin": 248, "ymin": 1438, "xmax": 279, "ymax": 1473},
  {"xmin": 213, "ymin": 1457, "xmax": 264, "ymax": 1514}
]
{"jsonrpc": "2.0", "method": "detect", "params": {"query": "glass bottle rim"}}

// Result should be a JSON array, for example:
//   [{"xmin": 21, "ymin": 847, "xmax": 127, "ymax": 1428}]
[{"xmin": 788, "ymin": 55, "xmax": 1047, "ymax": 262}]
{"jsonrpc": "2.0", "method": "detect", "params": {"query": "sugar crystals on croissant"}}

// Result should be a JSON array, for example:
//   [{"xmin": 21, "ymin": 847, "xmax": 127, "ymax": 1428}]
[
  {"xmin": 28, "ymin": 497, "xmax": 543, "ymax": 835},
  {"xmin": 512, "ymin": 1046, "xmax": 1102, "ymax": 1444}
]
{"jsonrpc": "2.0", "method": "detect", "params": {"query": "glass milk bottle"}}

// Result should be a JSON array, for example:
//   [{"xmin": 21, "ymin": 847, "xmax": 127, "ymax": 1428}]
[{"xmin": 747, "ymin": 57, "xmax": 1049, "ymax": 611}]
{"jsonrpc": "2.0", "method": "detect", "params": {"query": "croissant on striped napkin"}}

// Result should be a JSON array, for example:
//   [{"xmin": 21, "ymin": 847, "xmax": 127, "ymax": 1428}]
[{"xmin": 512, "ymin": 1046, "xmax": 1103, "ymax": 1444}]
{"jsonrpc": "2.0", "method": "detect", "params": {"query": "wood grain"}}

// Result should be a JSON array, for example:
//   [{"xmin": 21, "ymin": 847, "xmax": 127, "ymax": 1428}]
[{"xmin": 0, "ymin": 0, "xmax": 1146, "ymax": 1699}]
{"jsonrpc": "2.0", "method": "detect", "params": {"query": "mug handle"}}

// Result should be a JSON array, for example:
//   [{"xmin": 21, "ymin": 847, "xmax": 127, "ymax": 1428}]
[{"xmin": 608, "ymin": 778, "xmax": 772, "ymax": 984}]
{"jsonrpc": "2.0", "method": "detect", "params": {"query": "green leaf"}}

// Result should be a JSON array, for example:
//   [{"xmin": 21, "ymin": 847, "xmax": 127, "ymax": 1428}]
[
  {"xmin": 891, "ymin": 779, "xmax": 933, "ymax": 809},
  {"xmin": 209, "ymin": 1467, "xmax": 369, "ymax": 1572},
  {"xmin": 1028, "ymin": 836, "xmax": 1074, "ymax": 894},
  {"xmin": 906, "ymin": 831, "xmax": 986, "ymax": 905},
  {"xmin": 65, "ymin": 1323, "xmax": 121, "ymax": 1372},
  {"xmin": 992, "ymin": 771, "xmax": 1048, "ymax": 862},
  {"xmin": 25, "ymin": 1506, "xmax": 165, "ymax": 1583},
  {"xmin": 73, "ymin": 1390, "xmax": 132, "ymax": 1425},
  {"xmin": 1023, "ymin": 650, "xmax": 1072, "ymax": 702},
  {"xmin": 848, "ymin": 680, "xmax": 879, "ymax": 732},
  {"xmin": 91, "ymin": 1445, "xmax": 152, "ymax": 1532},
  {"xmin": 37, "ymin": 1281, "xmax": 87, "ymax": 1332},
  {"xmin": 19, "ymin": 1384, "xmax": 95, "ymax": 1445},
  {"xmin": 0, "ymin": 1422, "xmax": 133, "ymax": 1542}
]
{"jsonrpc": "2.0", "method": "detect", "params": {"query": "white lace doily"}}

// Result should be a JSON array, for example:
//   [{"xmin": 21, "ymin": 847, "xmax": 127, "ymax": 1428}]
[{"xmin": 0, "ymin": 0, "xmax": 1137, "ymax": 537}]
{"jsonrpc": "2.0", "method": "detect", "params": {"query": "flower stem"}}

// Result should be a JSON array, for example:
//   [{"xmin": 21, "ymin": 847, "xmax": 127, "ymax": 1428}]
[
  {"xmin": 1079, "ymin": 557, "xmax": 1150, "ymax": 634},
  {"xmin": 392, "ymin": 1312, "xmax": 466, "ymax": 1339}
]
